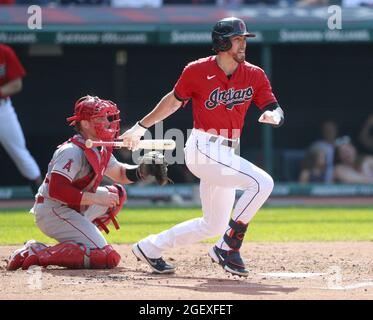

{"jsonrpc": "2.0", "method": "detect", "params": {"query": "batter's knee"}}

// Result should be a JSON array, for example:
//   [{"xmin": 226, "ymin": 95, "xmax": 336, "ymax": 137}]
[{"xmin": 261, "ymin": 174, "xmax": 274, "ymax": 195}]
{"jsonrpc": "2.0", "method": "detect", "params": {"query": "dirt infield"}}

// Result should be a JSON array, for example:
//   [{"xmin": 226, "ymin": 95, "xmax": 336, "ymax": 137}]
[{"xmin": 1, "ymin": 242, "xmax": 372, "ymax": 300}]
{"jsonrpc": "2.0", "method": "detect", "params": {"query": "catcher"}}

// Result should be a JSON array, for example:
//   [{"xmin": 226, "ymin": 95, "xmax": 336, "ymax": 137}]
[{"xmin": 6, "ymin": 95, "xmax": 169, "ymax": 271}]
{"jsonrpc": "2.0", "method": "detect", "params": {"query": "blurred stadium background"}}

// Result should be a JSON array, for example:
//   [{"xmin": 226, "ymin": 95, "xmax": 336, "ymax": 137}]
[{"xmin": 0, "ymin": 1, "xmax": 373, "ymax": 208}]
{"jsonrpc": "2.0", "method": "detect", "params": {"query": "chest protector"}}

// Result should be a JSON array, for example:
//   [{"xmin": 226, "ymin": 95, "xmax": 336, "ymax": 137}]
[{"xmin": 57, "ymin": 135, "xmax": 113, "ymax": 212}]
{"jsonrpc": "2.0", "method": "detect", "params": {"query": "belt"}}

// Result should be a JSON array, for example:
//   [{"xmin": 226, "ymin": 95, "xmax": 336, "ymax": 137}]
[
  {"xmin": 208, "ymin": 136, "xmax": 239, "ymax": 148},
  {"xmin": 36, "ymin": 195, "xmax": 44, "ymax": 204}
]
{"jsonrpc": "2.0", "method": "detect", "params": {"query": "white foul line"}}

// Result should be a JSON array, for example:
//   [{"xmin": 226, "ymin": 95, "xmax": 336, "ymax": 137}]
[{"xmin": 259, "ymin": 272, "xmax": 325, "ymax": 278}]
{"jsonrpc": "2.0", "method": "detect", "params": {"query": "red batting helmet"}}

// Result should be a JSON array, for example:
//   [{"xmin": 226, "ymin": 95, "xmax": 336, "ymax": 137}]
[{"xmin": 66, "ymin": 95, "xmax": 121, "ymax": 141}]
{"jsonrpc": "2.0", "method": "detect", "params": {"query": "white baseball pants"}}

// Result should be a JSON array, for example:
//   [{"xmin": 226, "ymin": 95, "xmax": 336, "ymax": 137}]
[
  {"xmin": 138, "ymin": 128, "xmax": 274, "ymax": 258},
  {"xmin": 0, "ymin": 99, "xmax": 40, "ymax": 180}
]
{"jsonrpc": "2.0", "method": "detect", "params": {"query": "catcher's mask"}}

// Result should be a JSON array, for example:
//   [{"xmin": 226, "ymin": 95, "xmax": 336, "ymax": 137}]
[
  {"xmin": 212, "ymin": 17, "xmax": 256, "ymax": 53},
  {"xmin": 67, "ymin": 95, "xmax": 120, "ymax": 141}
]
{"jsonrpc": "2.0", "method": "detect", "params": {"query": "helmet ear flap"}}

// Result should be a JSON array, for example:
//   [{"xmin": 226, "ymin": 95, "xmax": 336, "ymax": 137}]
[
  {"xmin": 219, "ymin": 36, "xmax": 232, "ymax": 52},
  {"xmin": 213, "ymin": 35, "xmax": 231, "ymax": 52}
]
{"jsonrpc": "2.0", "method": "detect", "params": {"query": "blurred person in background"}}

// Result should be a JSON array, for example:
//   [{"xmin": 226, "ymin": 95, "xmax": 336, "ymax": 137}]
[
  {"xmin": 310, "ymin": 120, "xmax": 338, "ymax": 183},
  {"xmin": 298, "ymin": 145, "xmax": 328, "ymax": 183},
  {"xmin": 333, "ymin": 136, "xmax": 373, "ymax": 184},
  {"xmin": 358, "ymin": 113, "xmax": 373, "ymax": 155},
  {"xmin": 0, "ymin": 44, "xmax": 42, "ymax": 195},
  {"xmin": 0, "ymin": 0, "xmax": 15, "ymax": 5}
]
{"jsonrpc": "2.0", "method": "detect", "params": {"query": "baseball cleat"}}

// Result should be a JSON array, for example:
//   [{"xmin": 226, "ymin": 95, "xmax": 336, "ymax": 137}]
[
  {"xmin": 132, "ymin": 243, "xmax": 175, "ymax": 274},
  {"xmin": 209, "ymin": 245, "xmax": 249, "ymax": 277}
]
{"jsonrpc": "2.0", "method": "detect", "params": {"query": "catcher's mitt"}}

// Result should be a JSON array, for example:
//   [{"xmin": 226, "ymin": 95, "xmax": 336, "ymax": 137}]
[{"xmin": 137, "ymin": 151, "xmax": 172, "ymax": 186}]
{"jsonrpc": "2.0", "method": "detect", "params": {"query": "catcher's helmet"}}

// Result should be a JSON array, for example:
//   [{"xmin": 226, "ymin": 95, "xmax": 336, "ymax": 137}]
[
  {"xmin": 212, "ymin": 17, "xmax": 256, "ymax": 53},
  {"xmin": 67, "ymin": 95, "xmax": 121, "ymax": 141}
]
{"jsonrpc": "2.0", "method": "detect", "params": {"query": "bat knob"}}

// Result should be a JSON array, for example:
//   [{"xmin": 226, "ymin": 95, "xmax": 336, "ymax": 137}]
[{"xmin": 85, "ymin": 139, "xmax": 93, "ymax": 148}]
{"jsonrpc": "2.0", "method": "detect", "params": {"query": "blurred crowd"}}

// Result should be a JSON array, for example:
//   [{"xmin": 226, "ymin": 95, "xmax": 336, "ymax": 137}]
[
  {"xmin": 1, "ymin": 0, "xmax": 373, "ymax": 8},
  {"xmin": 298, "ymin": 115, "xmax": 373, "ymax": 184}
]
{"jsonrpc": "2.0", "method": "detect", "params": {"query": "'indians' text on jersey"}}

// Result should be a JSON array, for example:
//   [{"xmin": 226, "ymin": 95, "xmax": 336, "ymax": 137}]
[{"xmin": 174, "ymin": 56, "xmax": 277, "ymax": 139}]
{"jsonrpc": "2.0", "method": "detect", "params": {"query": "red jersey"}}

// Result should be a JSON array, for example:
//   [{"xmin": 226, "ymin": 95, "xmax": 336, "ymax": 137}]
[
  {"xmin": 174, "ymin": 56, "xmax": 277, "ymax": 139},
  {"xmin": 0, "ymin": 44, "xmax": 26, "ymax": 88}
]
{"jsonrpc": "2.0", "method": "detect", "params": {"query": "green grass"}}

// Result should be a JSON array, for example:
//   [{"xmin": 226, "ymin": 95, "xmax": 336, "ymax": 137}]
[{"xmin": 0, "ymin": 207, "xmax": 372, "ymax": 245}]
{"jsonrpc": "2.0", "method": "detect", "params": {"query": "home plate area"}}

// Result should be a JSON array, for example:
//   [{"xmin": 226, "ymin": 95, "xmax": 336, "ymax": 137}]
[{"xmin": 1, "ymin": 242, "xmax": 372, "ymax": 300}]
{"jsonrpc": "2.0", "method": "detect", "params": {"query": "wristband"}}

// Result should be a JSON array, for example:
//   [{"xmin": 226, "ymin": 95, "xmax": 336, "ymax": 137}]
[
  {"xmin": 131, "ymin": 122, "xmax": 148, "ymax": 137},
  {"xmin": 138, "ymin": 121, "xmax": 148, "ymax": 129}
]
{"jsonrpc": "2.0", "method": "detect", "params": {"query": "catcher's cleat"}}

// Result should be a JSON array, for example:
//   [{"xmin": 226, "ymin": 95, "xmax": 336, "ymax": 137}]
[
  {"xmin": 209, "ymin": 246, "xmax": 249, "ymax": 277},
  {"xmin": 132, "ymin": 243, "xmax": 175, "ymax": 274},
  {"xmin": 6, "ymin": 240, "xmax": 38, "ymax": 271}
]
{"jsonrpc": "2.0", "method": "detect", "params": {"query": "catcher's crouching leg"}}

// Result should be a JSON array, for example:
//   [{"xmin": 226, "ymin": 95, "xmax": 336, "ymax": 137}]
[{"xmin": 21, "ymin": 242, "xmax": 121, "ymax": 270}]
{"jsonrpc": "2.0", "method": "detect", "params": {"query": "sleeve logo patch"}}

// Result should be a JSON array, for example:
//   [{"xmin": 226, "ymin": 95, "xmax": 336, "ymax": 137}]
[{"xmin": 62, "ymin": 159, "xmax": 73, "ymax": 172}]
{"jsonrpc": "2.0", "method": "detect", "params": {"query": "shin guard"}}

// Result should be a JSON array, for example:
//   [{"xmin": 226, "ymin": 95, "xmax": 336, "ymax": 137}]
[{"xmin": 22, "ymin": 242, "xmax": 121, "ymax": 270}]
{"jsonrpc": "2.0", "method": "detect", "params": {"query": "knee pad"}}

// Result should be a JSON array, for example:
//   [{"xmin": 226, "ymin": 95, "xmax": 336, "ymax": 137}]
[{"xmin": 93, "ymin": 184, "xmax": 127, "ymax": 234}]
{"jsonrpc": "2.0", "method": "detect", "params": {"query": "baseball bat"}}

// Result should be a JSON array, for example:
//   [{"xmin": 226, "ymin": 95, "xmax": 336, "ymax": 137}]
[{"xmin": 85, "ymin": 139, "xmax": 176, "ymax": 150}]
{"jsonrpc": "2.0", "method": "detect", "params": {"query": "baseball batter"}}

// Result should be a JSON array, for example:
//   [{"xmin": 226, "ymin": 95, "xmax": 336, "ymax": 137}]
[
  {"xmin": 0, "ymin": 44, "xmax": 41, "ymax": 194},
  {"xmin": 6, "ymin": 95, "xmax": 169, "ymax": 270},
  {"xmin": 121, "ymin": 17, "xmax": 284, "ymax": 277}
]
